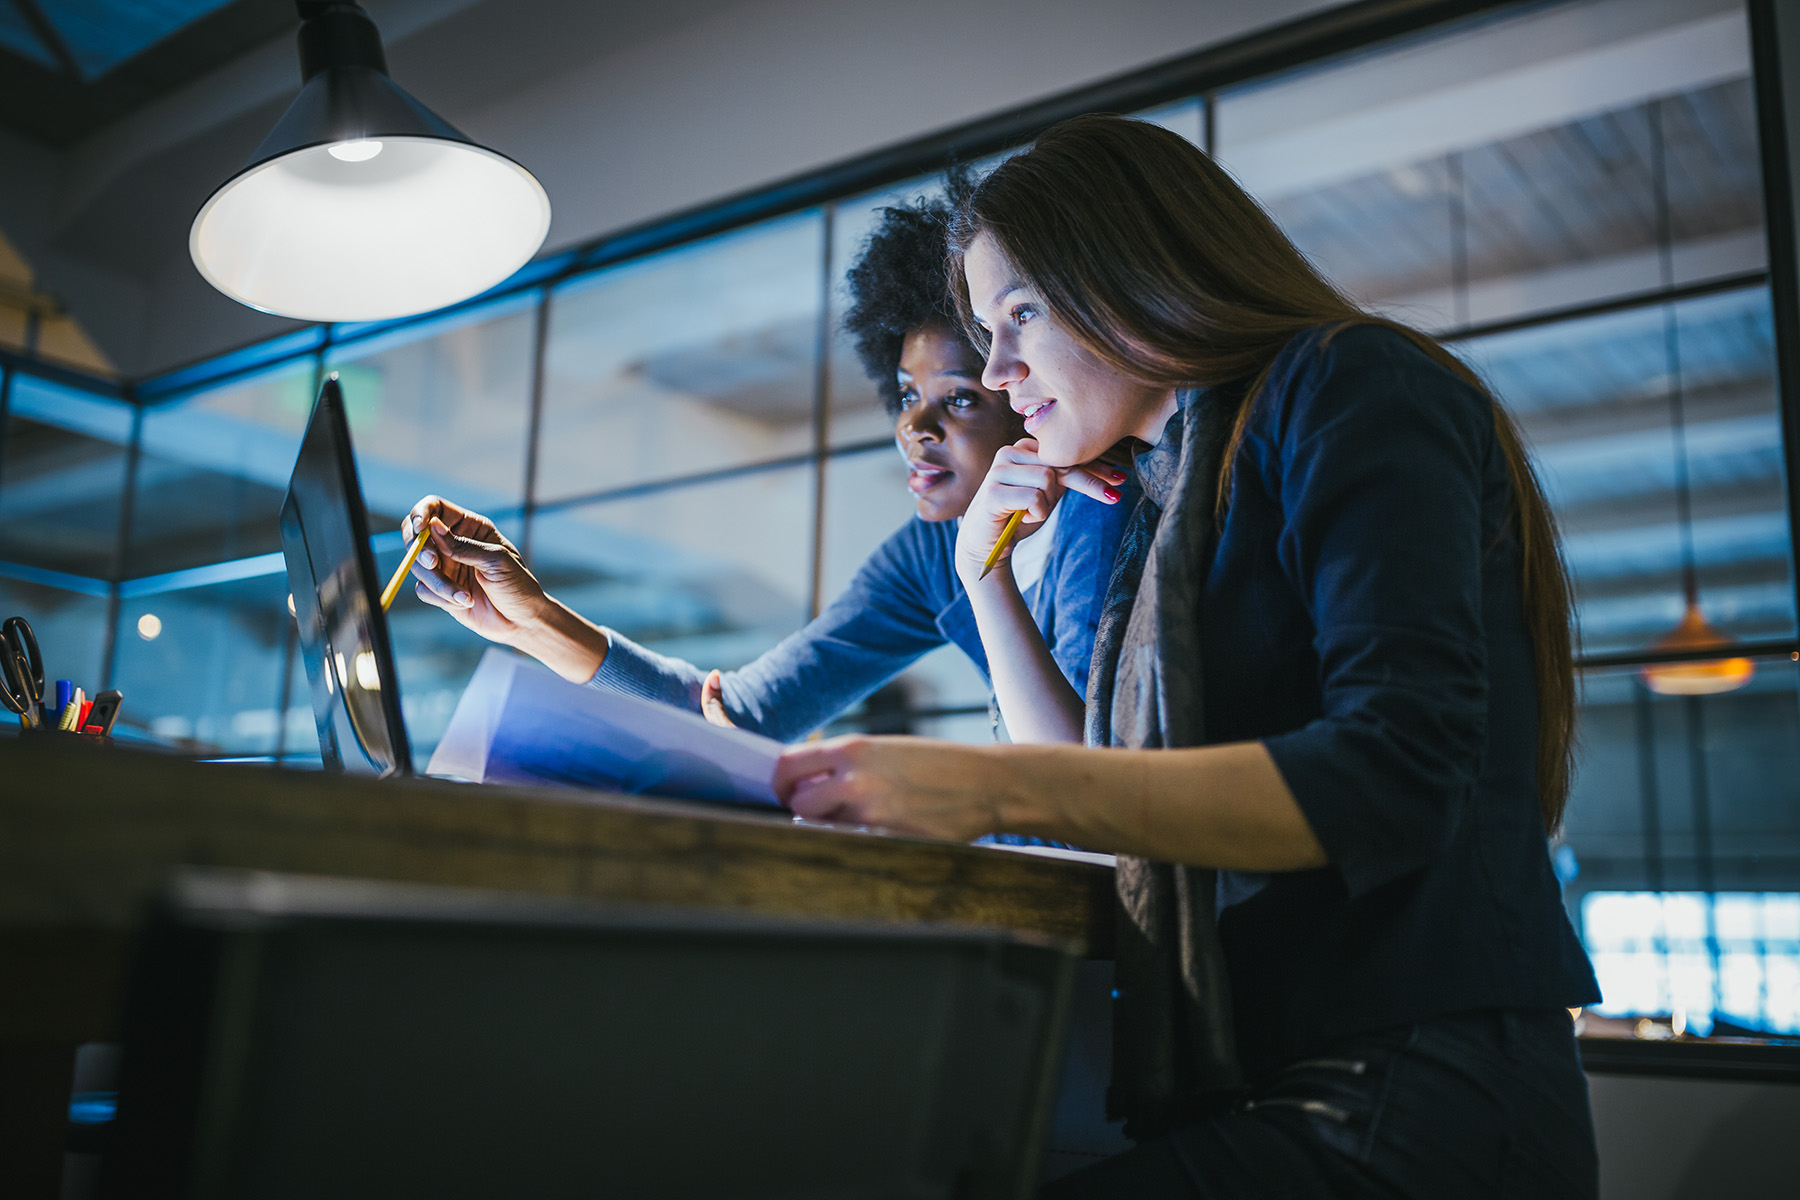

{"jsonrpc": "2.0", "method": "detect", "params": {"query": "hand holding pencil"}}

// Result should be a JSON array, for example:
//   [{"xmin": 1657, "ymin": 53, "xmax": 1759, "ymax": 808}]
[
  {"xmin": 957, "ymin": 438, "xmax": 1128, "ymax": 588},
  {"xmin": 397, "ymin": 496, "xmax": 548, "ymax": 646}
]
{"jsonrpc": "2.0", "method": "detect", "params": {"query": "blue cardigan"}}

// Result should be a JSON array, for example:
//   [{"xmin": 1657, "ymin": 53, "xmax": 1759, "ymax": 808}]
[
  {"xmin": 588, "ymin": 491, "xmax": 1132, "ymax": 742},
  {"xmin": 1197, "ymin": 325, "xmax": 1599, "ymax": 1078}
]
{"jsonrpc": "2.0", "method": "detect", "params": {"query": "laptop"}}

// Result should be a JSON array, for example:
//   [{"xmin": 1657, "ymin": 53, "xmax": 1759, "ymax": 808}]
[{"xmin": 278, "ymin": 375, "xmax": 412, "ymax": 777}]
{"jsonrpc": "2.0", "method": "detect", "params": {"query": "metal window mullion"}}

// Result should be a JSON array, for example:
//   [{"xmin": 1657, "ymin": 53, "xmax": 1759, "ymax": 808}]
[
  {"xmin": 809, "ymin": 204, "xmax": 835, "ymax": 622},
  {"xmin": 521, "ymin": 288, "xmax": 551, "ymax": 566},
  {"xmin": 1749, "ymin": 0, "xmax": 1800, "ymax": 645}
]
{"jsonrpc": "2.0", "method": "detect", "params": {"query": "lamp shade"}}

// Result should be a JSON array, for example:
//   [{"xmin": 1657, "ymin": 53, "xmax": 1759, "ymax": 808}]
[
  {"xmin": 1639, "ymin": 600, "xmax": 1755, "ymax": 696},
  {"xmin": 190, "ymin": 5, "xmax": 549, "ymax": 323}
]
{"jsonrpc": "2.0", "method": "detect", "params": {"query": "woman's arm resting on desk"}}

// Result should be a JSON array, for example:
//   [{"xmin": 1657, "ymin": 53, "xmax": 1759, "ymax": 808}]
[
  {"xmin": 403, "ymin": 496, "xmax": 609, "ymax": 684},
  {"xmin": 772, "ymin": 737, "xmax": 1327, "ymax": 872}
]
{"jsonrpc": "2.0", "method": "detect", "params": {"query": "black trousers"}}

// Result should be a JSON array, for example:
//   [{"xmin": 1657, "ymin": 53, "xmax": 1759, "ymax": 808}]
[{"xmin": 1041, "ymin": 1008, "xmax": 1597, "ymax": 1199}]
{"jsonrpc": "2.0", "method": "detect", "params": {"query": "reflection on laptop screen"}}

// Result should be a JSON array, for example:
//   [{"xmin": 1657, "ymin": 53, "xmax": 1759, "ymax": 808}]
[{"xmin": 279, "ymin": 375, "xmax": 411, "ymax": 776}]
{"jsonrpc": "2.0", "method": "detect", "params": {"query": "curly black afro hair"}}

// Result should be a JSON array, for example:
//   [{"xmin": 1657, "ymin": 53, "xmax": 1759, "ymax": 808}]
[{"xmin": 842, "ymin": 170, "xmax": 976, "ymax": 416}]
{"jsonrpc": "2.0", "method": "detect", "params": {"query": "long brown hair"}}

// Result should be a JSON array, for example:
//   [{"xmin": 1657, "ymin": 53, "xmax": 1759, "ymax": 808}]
[{"xmin": 951, "ymin": 114, "xmax": 1575, "ymax": 832}]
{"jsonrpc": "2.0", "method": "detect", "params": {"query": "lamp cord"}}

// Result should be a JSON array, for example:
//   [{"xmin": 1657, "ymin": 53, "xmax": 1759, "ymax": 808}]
[{"xmin": 1651, "ymin": 99, "xmax": 1699, "ymax": 606}]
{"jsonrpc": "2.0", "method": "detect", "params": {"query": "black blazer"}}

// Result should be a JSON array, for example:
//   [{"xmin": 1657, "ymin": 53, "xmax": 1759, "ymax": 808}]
[{"xmin": 1194, "ymin": 325, "xmax": 1600, "ymax": 1080}]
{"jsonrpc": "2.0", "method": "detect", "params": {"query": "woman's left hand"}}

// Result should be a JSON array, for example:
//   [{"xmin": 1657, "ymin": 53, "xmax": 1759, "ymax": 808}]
[{"xmin": 773, "ymin": 736, "xmax": 1008, "ymax": 841}]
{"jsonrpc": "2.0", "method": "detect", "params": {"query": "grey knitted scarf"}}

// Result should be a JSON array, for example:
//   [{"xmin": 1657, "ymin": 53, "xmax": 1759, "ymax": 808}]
[{"xmin": 1085, "ymin": 386, "xmax": 1244, "ymax": 1140}]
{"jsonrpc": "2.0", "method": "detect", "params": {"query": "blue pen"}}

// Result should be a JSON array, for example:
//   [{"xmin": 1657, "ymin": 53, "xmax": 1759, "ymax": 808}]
[{"xmin": 54, "ymin": 680, "xmax": 73, "ymax": 716}]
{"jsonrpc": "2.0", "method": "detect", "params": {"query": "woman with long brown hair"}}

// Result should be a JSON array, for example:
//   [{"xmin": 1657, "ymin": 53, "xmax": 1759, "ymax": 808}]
[{"xmin": 772, "ymin": 115, "xmax": 1602, "ymax": 1197}]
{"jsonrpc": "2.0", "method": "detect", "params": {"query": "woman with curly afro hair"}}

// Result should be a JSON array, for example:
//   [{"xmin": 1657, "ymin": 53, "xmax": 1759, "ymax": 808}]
[{"xmin": 400, "ymin": 175, "xmax": 1133, "ymax": 743}]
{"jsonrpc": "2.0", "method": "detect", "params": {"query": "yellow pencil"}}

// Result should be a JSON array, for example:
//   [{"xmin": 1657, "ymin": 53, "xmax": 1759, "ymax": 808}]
[
  {"xmin": 978, "ymin": 510, "xmax": 1026, "ymax": 581},
  {"xmin": 380, "ymin": 527, "xmax": 431, "ymax": 611}
]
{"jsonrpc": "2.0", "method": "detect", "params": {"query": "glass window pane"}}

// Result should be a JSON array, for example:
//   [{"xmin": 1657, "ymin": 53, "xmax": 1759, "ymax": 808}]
[
  {"xmin": 818, "ymin": 445, "xmax": 990, "ymax": 740},
  {"xmin": 0, "ymin": 576, "xmax": 111, "ymax": 718},
  {"xmin": 1564, "ymin": 658, "xmax": 1800, "ymax": 1035},
  {"xmin": 128, "ymin": 358, "xmax": 317, "ymax": 578},
  {"xmin": 1463, "ymin": 285, "xmax": 1792, "ymax": 656},
  {"xmin": 818, "ymin": 444, "xmax": 919, "ymax": 602},
  {"xmin": 115, "ymin": 572, "xmax": 289, "ymax": 755},
  {"xmin": 529, "ymin": 465, "xmax": 814, "ymax": 674},
  {"xmin": 324, "ymin": 294, "xmax": 536, "ymax": 534},
  {"xmin": 1132, "ymin": 96, "xmax": 1205, "ymax": 148},
  {"xmin": 826, "ymin": 175, "xmax": 950, "ymax": 449},
  {"xmin": 0, "ymin": 373, "xmax": 132, "ymax": 578},
  {"xmin": 537, "ymin": 213, "xmax": 825, "ymax": 503},
  {"xmin": 279, "ymin": 630, "xmax": 316, "ymax": 766},
  {"xmin": 1213, "ymin": 0, "xmax": 1759, "ymax": 331}
]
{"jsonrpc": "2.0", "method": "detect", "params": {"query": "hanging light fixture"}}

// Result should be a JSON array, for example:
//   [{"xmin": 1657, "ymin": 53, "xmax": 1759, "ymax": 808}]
[
  {"xmin": 1638, "ymin": 99, "xmax": 1752, "ymax": 698},
  {"xmin": 190, "ymin": 1, "xmax": 550, "ymax": 323}
]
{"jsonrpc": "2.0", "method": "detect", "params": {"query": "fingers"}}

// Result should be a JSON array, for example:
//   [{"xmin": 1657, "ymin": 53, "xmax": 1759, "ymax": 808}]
[
  {"xmin": 1065, "ymin": 462, "xmax": 1127, "ymax": 505},
  {"xmin": 772, "ymin": 738, "xmax": 858, "ymax": 805},
  {"xmin": 410, "ymin": 533, "xmax": 470, "ymax": 607},
  {"xmin": 404, "ymin": 495, "xmax": 512, "ymax": 551},
  {"xmin": 989, "ymin": 481, "xmax": 1056, "ymax": 524},
  {"xmin": 428, "ymin": 517, "xmax": 513, "ymax": 580},
  {"xmin": 786, "ymin": 776, "xmax": 852, "ymax": 823},
  {"xmin": 700, "ymin": 669, "xmax": 737, "ymax": 729},
  {"xmin": 413, "ymin": 579, "xmax": 470, "ymax": 612},
  {"xmin": 403, "ymin": 495, "xmax": 456, "ymax": 542},
  {"xmin": 994, "ymin": 438, "xmax": 1128, "ymax": 507}
]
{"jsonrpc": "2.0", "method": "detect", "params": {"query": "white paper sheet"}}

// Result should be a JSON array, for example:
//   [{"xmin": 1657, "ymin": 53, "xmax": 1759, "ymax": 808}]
[{"xmin": 426, "ymin": 648, "xmax": 783, "ymax": 808}]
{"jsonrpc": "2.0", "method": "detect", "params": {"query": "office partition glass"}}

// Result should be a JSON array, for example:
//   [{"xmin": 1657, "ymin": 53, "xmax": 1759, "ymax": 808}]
[
  {"xmin": 1213, "ymin": 0, "xmax": 1760, "ymax": 332},
  {"xmin": 536, "ymin": 213, "xmax": 825, "ymax": 504},
  {"xmin": 0, "ymin": 374, "xmax": 132, "ymax": 578},
  {"xmin": 112, "ymin": 572, "xmax": 291, "ymax": 755},
  {"xmin": 1564, "ymin": 657, "xmax": 1800, "ymax": 1035},
  {"xmin": 824, "ymin": 176, "xmax": 943, "ymax": 450},
  {"xmin": 531, "ymin": 464, "xmax": 814, "ymax": 679},
  {"xmin": 324, "ymin": 294, "xmax": 536, "ymax": 534},
  {"xmin": 1460, "ymin": 285, "xmax": 1792, "ymax": 656},
  {"xmin": 815, "ymin": 443, "xmax": 991, "ymax": 741},
  {"xmin": 126, "ymin": 358, "xmax": 316, "ymax": 578}
]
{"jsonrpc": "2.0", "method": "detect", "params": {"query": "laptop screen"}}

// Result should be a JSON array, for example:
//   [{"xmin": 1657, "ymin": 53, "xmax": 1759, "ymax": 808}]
[{"xmin": 278, "ymin": 375, "xmax": 411, "ymax": 776}]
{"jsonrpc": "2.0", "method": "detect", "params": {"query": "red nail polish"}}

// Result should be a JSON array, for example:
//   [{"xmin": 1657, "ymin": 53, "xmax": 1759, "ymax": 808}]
[{"xmin": 1103, "ymin": 486, "xmax": 1120, "ymax": 502}]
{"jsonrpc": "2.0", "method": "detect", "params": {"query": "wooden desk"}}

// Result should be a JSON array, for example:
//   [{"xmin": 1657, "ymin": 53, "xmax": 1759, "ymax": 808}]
[{"xmin": 0, "ymin": 734, "xmax": 1112, "ymax": 1196}]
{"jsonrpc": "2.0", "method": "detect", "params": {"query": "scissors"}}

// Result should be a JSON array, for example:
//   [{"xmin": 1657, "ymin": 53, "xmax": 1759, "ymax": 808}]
[{"xmin": 1, "ymin": 616, "xmax": 45, "ymax": 729}]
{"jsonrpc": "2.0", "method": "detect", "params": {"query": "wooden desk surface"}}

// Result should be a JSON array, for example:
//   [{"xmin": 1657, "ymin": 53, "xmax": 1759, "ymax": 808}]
[{"xmin": 0, "ymin": 734, "xmax": 1113, "ymax": 1044}]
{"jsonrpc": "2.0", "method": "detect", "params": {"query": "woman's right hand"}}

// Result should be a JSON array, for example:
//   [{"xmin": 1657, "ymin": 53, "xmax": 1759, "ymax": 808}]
[
  {"xmin": 403, "ymin": 496, "xmax": 547, "ymax": 647},
  {"xmin": 954, "ymin": 439, "xmax": 1125, "ymax": 590}
]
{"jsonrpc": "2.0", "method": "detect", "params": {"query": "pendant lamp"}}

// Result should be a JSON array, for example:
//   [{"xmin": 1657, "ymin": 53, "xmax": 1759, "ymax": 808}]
[
  {"xmin": 1637, "ymin": 100, "xmax": 1752, "ymax": 697},
  {"xmin": 1641, "ymin": 593, "xmax": 1755, "ymax": 695},
  {"xmin": 189, "ymin": 1, "xmax": 550, "ymax": 323}
]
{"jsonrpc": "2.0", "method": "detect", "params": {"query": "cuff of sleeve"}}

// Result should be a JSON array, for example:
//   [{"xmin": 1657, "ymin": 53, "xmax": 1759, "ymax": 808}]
[
  {"xmin": 1261, "ymin": 730, "xmax": 1424, "ymax": 901},
  {"xmin": 584, "ymin": 628, "xmax": 697, "ymax": 709}
]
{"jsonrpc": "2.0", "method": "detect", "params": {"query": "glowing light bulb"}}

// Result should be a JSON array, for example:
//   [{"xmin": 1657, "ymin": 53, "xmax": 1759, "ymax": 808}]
[
  {"xmin": 137, "ymin": 613, "xmax": 162, "ymax": 641},
  {"xmin": 328, "ymin": 139, "xmax": 383, "ymax": 162},
  {"xmin": 1640, "ymin": 601, "xmax": 1754, "ymax": 696}
]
